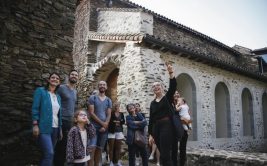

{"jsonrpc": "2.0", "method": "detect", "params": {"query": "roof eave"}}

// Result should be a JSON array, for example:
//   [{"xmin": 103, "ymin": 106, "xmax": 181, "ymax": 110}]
[{"xmin": 143, "ymin": 35, "xmax": 267, "ymax": 83}]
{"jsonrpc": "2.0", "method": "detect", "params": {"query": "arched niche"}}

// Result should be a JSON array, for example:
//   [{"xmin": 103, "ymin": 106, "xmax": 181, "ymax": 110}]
[
  {"xmin": 176, "ymin": 73, "xmax": 197, "ymax": 141},
  {"xmin": 242, "ymin": 88, "xmax": 254, "ymax": 137},
  {"xmin": 215, "ymin": 82, "xmax": 231, "ymax": 138}
]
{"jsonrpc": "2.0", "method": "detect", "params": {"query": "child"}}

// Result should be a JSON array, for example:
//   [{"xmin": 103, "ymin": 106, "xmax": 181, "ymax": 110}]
[
  {"xmin": 66, "ymin": 109, "xmax": 96, "ymax": 166},
  {"xmin": 176, "ymin": 97, "xmax": 192, "ymax": 131}
]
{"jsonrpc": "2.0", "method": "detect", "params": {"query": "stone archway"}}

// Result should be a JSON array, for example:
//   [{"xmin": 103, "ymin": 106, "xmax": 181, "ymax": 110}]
[{"xmin": 106, "ymin": 68, "xmax": 119, "ymax": 103}]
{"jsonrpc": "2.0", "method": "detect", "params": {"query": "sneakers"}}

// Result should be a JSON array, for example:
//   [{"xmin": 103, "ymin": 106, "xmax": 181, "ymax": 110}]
[
  {"xmin": 136, "ymin": 157, "xmax": 141, "ymax": 166},
  {"xmin": 117, "ymin": 160, "xmax": 122, "ymax": 166},
  {"xmin": 156, "ymin": 162, "xmax": 160, "ymax": 166},
  {"xmin": 148, "ymin": 154, "xmax": 154, "ymax": 161},
  {"xmin": 102, "ymin": 152, "xmax": 107, "ymax": 164}
]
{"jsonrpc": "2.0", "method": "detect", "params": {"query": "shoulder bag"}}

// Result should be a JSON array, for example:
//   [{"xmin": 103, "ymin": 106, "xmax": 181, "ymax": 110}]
[{"xmin": 134, "ymin": 130, "xmax": 146, "ymax": 147}]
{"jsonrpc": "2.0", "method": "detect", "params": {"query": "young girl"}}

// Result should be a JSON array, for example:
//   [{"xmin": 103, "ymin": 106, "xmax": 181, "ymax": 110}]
[
  {"xmin": 66, "ymin": 109, "xmax": 96, "ymax": 166},
  {"xmin": 126, "ymin": 103, "xmax": 148, "ymax": 166},
  {"xmin": 176, "ymin": 97, "xmax": 192, "ymax": 131}
]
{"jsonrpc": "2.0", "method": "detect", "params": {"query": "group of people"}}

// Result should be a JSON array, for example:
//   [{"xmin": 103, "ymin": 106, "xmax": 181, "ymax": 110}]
[{"xmin": 31, "ymin": 63, "xmax": 192, "ymax": 166}]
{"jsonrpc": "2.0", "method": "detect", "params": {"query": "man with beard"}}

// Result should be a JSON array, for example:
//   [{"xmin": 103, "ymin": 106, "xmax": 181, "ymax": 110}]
[
  {"xmin": 54, "ymin": 70, "xmax": 79, "ymax": 166},
  {"xmin": 88, "ymin": 81, "xmax": 112, "ymax": 166}
]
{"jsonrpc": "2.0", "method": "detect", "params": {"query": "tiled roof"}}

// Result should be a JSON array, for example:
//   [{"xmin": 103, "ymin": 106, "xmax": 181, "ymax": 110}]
[
  {"xmin": 97, "ymin": 8, "xmax": 143, "ymax": 12},
  {"xmin": 88, "ymin": 32, "xmax": 144, "ymax": 43},
  {"xmin": 88, "ymin": 32, "xmax": 267, "ymax": 82},
  {"xmin": 117, "ymin": 0, "xmax": 242, "ymax": 56},
  {"xmin": 252, "ymin": 47, "xmax": 267, "ymax": 55}
]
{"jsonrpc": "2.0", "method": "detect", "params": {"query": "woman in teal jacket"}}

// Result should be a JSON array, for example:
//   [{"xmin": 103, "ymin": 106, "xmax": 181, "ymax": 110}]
[{"xmin": 32, "ymin": 72, "xmax": 62, "ymax": 166}]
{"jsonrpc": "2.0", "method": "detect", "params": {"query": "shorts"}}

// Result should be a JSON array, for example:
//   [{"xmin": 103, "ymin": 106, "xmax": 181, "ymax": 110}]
[
  {"xmin": 108, "ymin": 132, "xmax": 124, "ymax": 140},
  {"xmin": 89, "ymin": 126, "xmax": 108, "ymax": 149}
]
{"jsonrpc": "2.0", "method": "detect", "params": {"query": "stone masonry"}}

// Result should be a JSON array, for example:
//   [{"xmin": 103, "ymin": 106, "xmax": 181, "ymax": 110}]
[{"xmin": 0, "ymin": 0, "xmax": 76, "ymax": 164}]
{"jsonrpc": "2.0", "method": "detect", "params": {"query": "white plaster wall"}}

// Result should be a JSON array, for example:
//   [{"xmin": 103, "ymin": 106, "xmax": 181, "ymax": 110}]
[{"xmin": 97, "ymin": 10, "xmax": 153, "ymax": 35}]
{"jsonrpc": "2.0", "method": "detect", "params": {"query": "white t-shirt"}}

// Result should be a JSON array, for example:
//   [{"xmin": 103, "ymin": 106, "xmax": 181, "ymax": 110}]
[
  {"xmin": 73, "ymin": 130, "xmax": 91, "ymax": 163},
  {"xmin": 49, "ymin": 92, "xmax": 60, "ymax": 128},
  {"xmin": 179, "ymin": 104, "xmax": 190, "ymax": 120}
]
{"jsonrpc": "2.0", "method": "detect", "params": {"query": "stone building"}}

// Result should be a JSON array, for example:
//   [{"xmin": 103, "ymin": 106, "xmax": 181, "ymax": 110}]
[
  {"xmin": 0, "ymin": 0, "xmax": 267, "ymax": 164},
  {"xmin": 73, "ymin": 0, "xmax": 267, "ymax": 152}
]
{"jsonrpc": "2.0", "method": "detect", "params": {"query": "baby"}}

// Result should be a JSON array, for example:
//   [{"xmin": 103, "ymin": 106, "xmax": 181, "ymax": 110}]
[{"xmin": 176, "ymin": 97, "xmax": 192, "ymax": 131}]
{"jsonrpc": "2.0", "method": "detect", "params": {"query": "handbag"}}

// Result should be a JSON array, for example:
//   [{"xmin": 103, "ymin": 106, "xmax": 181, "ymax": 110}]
[
  {"xmin": 165, "ymin": 96, "xmax": 184, "ymax": 141},
  {"xmin": 134, "ymin": 130, "xmax": 146, "ymax": 147}
]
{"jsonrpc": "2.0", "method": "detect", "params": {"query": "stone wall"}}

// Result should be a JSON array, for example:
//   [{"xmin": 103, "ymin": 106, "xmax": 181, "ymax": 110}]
[
  {"xmin": 97, "ymin": 8, "xmax": 153, "ymax": 35},
  {"xmin": 153, "ymin": 18, "xmax": 241, "ymax": 65},
  {"xmin": 0, "ymin": 0, "xmax": 76, "ymax": 164},
  {"xmin": 186, "ymin": 148, "xmax": 267, "ymax": 166}
]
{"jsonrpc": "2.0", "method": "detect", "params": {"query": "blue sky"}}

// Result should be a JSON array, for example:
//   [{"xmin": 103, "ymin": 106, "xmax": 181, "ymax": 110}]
[{"xmin": 130, "ymin": 0, "xmax": 267, "ymax": 50}]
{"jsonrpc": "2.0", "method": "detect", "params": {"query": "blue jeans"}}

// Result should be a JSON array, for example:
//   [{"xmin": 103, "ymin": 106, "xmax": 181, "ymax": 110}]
[
  {"xmin": 89, "ymin": 125, "xmax": 108, "ymax": 149},
  {"xmin": 39, "ymin": 128, "xmax": 59, "ymax": 166}
]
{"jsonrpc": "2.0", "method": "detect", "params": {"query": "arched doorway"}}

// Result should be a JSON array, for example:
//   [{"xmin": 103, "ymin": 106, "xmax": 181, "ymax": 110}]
[
  {"xmin": 106, "ymin": 68, "xmax": 119, "ymax": 103},
  {"xmin": 176, "ymin": 73, "xmax": 197, "ymax": 141},
  {"xmin": 215, "ymin": 82, "xmax": 231, "ymax": 138}
]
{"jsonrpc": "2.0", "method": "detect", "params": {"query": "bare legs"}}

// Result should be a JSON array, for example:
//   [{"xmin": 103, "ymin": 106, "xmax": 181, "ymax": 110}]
[
  {"xmin": 88, "ymin": 147, "xmax": 102, "ymax": 166},
  {"xmin": 114, "ymin": 139, "xmax": 122, "ymax": 164},
  {"xmin": 108, "ymin": 138, "xmax": 122, "ymax": 165},
  {"xmin": 149, "ymin": 143, "xmax": 160, "ymax": 165},
  {"xmin": 108, "ymin": 139, "xmax": 115, "ymax": 164}
]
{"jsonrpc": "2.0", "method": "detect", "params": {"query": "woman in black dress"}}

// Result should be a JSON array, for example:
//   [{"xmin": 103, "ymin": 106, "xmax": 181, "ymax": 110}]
[{"xmin": 148, "ymin": 63, "xmax": 177, "ymax": 166}]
